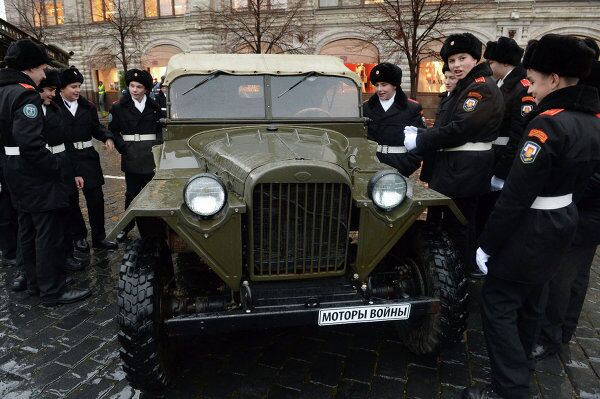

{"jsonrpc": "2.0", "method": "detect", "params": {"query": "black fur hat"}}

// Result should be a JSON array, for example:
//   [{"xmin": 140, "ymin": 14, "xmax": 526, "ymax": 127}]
[
  {"xmin": 580, "ymin": 61, "xmax": 600, "ymax": 90},
  {"xmin": 125, "ymin": 69, "xmax": 153, "ymax": 91},
  {"xmin": 522, "ymin": 34, "xmax": 594, "ymax": 79},
  {"xmin": 583, "ymin": 38, "xmax": 600, "ymax": 60},
  {"xmin": 484, "ymin": 37, "xmax": 524, "ymax": 66},
  {"xmin": 370, "ymin": 63, "xmax": 402, "ymax": 87},
  {"xmin": 59, "ymin": 66, "xmax": 84, "ymax": 88},
  {"xmin": 39, "ymin": 68, "xmax": 61, "ymax": 88},
  {"xmin": 3, "ymin": 39, "xmax": 50, "ymax": 71},
  {"xmin": 440, "ymin": 33, "xmax": 482, "ymax": 64}
]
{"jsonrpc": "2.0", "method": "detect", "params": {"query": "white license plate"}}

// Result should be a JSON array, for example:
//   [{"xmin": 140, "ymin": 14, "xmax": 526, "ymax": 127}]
[{"xmin": 318, "ymin": 303, "xmax": 411, "ymax": 326}]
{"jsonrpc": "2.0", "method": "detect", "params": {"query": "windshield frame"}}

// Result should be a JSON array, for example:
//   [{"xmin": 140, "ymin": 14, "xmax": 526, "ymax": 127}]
[{"xmin": 168, "ymin": 73, "xmax": 363, "ymax": 122}]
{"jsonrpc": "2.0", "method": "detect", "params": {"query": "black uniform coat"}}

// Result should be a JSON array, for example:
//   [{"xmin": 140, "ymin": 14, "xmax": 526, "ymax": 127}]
[
  {"xmin": 479, "ymin": 85, "xmax": 600, "ymax": 284},
  {"xmin": 363, "ymin": 90, "xmax": 426, "ymax": 176},
  {"xmin": 54, "ymin": 95, "xmax": 112, "ymax": 189},
  {"xmin": 493, "ymin": 66, "xmax": 537, "ymax": 180},
  {"xmin": 109, "ymin": 93, "xmax": 162, "ymax": 174},
  {"xmin": 419, "ymin": 91, "xmax": 452, "ymax": 183},
  {"xmin": 0, "ymin": 68, "xmax": 68, "ymax": 213},
  {"xmin": 415, "ymin": 63, "xmax": 504, "ymax": 198},
  {"xmin": 42, "ymin": 102, "xmax": 78, "ymax": 196}
]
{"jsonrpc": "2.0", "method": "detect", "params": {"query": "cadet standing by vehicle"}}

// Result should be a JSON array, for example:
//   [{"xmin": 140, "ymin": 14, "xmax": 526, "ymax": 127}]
[
  {"xmin": 56, "ymin": 66, "xmax": 118, "ymax": 252},
  {"xmin": 403, "ymin": 33, "xmax": 503, "ymax": 277},
  {"xmin": 109, "ymin": 69, "xmax": 162, "ymax": 242},
  {"xmin": 530, "ymin": 38, "xmax": 600, "ymax": 362},
  {"xmin": 0, "ymin": 39, "xmax": 90, "ymax": 305},
  {"xmin": 478, "ymin": 37, "xmax": 536, "ymax": 230},
  {"xmin": 363, "ymin": 63, "xmax": 425, "ymax": 177},
  {"xmin": 464, "ymin": 34, "xmax": 600, "ymax": 399}
]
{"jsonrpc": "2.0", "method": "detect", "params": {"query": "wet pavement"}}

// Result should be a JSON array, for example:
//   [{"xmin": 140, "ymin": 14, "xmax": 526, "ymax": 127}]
[{"xmin": 1, "ymin": 141, "xmax": 600, "ymax": 398}]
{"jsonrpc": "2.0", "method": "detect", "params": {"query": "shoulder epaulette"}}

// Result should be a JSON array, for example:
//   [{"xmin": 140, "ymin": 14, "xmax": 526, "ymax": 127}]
[
  {"xmin": 474, "ymin": 77, "xmax": 486, "ymax": 83},
  {"xmin": 468, "ymin": 91, "xmax": 483, "ymax": 100},
  {"xmin": 522, "ymin": 96, "xmax": 535, "ymax": 103},
  {"xmin": 520, "ymin": 79, "xmax": 531, "ymax": 87},
  {"xmin": 408, "ymin": 98, "xmax": 419, "ymax": 104},
  {"xmin": 19, "ymin": 83, "xmax": 35, "ymax": 90},
  {"xmin": 540, "ymin": 109, "xmax": 564, "ymax": 117}
]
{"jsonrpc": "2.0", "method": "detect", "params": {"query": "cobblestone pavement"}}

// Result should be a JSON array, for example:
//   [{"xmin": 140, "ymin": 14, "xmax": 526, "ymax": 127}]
[{"xmin": 1, "ymin": 141, "xmax": 600, "ymax": 399}]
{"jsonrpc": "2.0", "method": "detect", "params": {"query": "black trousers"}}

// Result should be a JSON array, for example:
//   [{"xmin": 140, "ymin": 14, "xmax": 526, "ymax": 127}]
[
  {"xmin": 539, "ymin": 244, "xmax": 598, "ymax": 346},
  {"xmin": 68, "ymin": 185, "xmax": 106, "ymax": 245},
  {"xmin": 0, "ymin": 181, "xmax": 18, "ymax": 260},
  {"xmin": 440, "ymin": 196, "xmax": 479, "ymax": 273},
  {"xmin": 122, "ymin": 172, "xmax": 154, "ymax": 233},
  {"xmin": 18, "ymin": 209, "xmax": 67, "ymax": 297},
  {"xmin": 476, "ymin": 190, "xmax": 500, "ymax": 239},
  {"xmin": 482, "ymin": 275, "xmax": 547, "ymax": 399}
]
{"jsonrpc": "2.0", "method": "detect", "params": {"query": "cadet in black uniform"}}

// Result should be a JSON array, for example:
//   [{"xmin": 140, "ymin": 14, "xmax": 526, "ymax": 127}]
[
  {"xmin": 109, "ymin": 69, "xmax": 162, "ymax": 242},
  {"xmin": 56, "ymin": 67, "xmax": 117, "ymax": 252},
  {"xmin": 0, "ymin": 39, "xmax": 90, "ymax": 305},
  {"xmin": 530, "ymin": 38, "xmax": 600, "ymax": 361},
  {"xmin": 464, "ymin": 34, "xmax": 600, "ymax": 399},
  {"xmin": 478, "ymin": 37, "xmax": 536, "ymax": 231},
  {"xmin": 404, "ymin": 33, "xmax": 504, "ymax": 277},
  {"xmin": 363, "ymin": 63, "xmax": 425, "ymax": 177}
]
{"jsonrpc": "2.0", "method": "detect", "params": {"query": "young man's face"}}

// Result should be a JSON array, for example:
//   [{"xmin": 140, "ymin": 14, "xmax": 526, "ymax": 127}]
[
  {"xmin": 25, "ymin": 65, "xmax": 47, "ymax": 86},
  {"xmin": 448, "ymin": 53, "xmax": 478, "ymax": 81},
  {"xmin": 40, "ymin": 86, "xmax": 56, "ymax": 105},
  {"xmin": 526, "ymin": 69, "xmax": 557, "ymax": 105},
  {"xmin": 61, "ymin": 83, "xmax": 81, "ymax": 102},
  {"xmin": 128, "ymin": 81, "xmax": 146, "ymax": 101},
  {"xmin": 444, "ymin": 71, "xmax": 458, "ymax": 92},
  {"xmin": 375, "ymin": 82, "xmax": 396, "ymax": 101}
]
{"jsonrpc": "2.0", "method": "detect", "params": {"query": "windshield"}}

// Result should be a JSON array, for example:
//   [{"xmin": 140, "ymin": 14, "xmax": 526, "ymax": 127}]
[{"xmin": 169, "ymin": 74, "xmax": 360, "ymax": 119}]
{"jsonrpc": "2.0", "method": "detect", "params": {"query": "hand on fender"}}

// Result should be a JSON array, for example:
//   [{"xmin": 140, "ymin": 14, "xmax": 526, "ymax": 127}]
[
  {"xmin": 476, "ymin": 247, "xmax": 490, "ymax": 275},
  {"xmin": 404, "ymin": 126, "xmax": 418, "ymax": 151}
]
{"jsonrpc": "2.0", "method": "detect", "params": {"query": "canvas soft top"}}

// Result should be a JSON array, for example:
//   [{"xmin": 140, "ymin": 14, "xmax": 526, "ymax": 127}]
[{"xmin": 164, "ymin": 53, "xmax": 362, "ymax": 87}]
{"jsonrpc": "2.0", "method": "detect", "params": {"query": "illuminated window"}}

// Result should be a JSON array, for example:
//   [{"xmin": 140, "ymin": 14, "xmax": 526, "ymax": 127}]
[
  {"xmin": 363, "ymin": 0, "xmax": 383, "ymax": 4},
  {"xmin": 144, "ymin": 0, "xmax": 186, "ymax": 17},
  {"xmin": 91, "ymin": 0, "xmax": 115, "ymax": 22},
  {"xmin": 232, "ymin": 0, "xmax": 287, "ymax": 10},
  {"xmin": 31, "ymin": 0, "xmax": 64, "ymax": 26},
  {"xmin": 418, "ymin": 60, "xmax": 446, "ymax": 93}
]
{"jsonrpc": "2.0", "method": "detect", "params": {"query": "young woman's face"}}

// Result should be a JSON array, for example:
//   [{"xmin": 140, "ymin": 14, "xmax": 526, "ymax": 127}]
[
  {"xmin": 448, "ymin": 53, "xmax": 478, "ymax": 81},
  {"xmin": 375, "ymin": 82, "xmax": 396, "ymax": 101},
  {"xmin": 61, "ymin": 83, "xmax": 81, "ymax": 102}
]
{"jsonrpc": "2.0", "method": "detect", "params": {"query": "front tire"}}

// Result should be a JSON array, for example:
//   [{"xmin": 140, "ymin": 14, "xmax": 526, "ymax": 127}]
[
  {"xmin": 397, "ymin": 222, "xmax": 469, "ymax": 354},
  {"xmin": 117, "ymin": 238, "xmax": 174, "ymax": 393}
]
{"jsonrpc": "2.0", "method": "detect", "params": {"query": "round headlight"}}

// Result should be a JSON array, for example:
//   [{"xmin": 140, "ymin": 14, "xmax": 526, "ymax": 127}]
[
  {"xmin": 184, "ymin": 174, "xmax": 227, "ymax": 217},
  {"xmin": 368, "ymin": 171, "xmax": 407, "ymax": 210}
]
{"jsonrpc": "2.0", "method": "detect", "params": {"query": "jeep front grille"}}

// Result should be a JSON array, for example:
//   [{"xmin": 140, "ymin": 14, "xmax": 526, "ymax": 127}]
[{"xmin": 251, "ymin": 183, "xmax": 351, "ymax": 278}]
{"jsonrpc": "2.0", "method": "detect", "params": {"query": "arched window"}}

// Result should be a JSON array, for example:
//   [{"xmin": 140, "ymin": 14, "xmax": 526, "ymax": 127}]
[
  {"xmin": 141, "ymin": 44, "xmax": 183, "ymax": 81},
  {"xmin": 320, "ymin": 38, "xmax": 379, "ymax": 94}
]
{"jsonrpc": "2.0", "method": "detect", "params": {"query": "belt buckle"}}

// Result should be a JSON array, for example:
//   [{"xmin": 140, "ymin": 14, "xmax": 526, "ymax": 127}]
[
  {"xmin": 134, "ymin": 133, "xmax": 141, "ymax": 141},
  {"xmin": 75, "ymin": 142, "xmax": 82, "ymax": 150}
]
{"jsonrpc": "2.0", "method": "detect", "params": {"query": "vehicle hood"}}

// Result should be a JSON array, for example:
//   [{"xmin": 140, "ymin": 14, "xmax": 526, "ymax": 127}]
[{"xmin": 188, "ymin": 126, "xmax": 351, "ymax": 185}]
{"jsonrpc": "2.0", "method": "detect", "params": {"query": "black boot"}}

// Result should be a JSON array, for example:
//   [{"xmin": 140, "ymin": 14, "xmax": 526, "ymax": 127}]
[
  {"xmin": 10, "ymin": 272, "xmax": 27, "ymax": 292},
  {"xmin": 64, "ymin": 256, "xmax": 84, "ymax": 271},
  {"xmin": 92, "ymin": 239, "xmax": 118, "ymax": 250},
  {"xmin": 73, "ymin": 239, "xmax": 90, "ymax": 253},
  {"xmin": 41, "ymin": 288, "xmax": 91, "ymax": 306},
  {"xmin": 530, "ymin": 343, "xmax": 559, "ymax": 362}
]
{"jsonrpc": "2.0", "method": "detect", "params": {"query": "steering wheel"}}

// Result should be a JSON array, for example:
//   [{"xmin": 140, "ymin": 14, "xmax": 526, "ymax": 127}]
[{"xmin": 293, "ymin": 108, "xmax": 332, "ymax": 118}]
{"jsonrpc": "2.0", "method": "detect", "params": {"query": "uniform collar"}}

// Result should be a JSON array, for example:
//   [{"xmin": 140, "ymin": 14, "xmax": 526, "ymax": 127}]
[{"xmin": 530, "ymin": 84, "xmax": 600, "ymax": 117}]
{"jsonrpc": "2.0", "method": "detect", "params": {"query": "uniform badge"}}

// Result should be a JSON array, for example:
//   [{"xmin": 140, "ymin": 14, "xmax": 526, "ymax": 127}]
[
  {"xmin": 520, "ymin": 141, "xmax": 541, "ymax": 164},
  {"xmin": 521, "ymin": 104, "xmax": 533, "ymax": 116},
  {"xmin": 463, "ymin": 97, "xmax": 478, "ymax": 112},
  {"xmin": 23, "ymin": 104, "xmax": 38, "ymax": 118}
]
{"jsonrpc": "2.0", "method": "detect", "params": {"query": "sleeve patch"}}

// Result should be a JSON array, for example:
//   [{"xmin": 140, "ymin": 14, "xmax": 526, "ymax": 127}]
[
  {"xmin": 463, "ymin": 97, "xmax": 478, "ymax": 112},
  {"xmin": 528, "ymin": 128, "xmax": 548, "ymax": 143},
  {"xmin": 520, "ymin": 141, "xmax": 541, "ymax": 164},
  {"xmin": 522, "ymin": 96, "xmax": 535, "ymax": 102},
  {"xmin": 474, "ymin": 77, "xmax": 486, "ymax": 83},
  {"xmin": 22, "ymin": 104, "xmax": 38, "ymax": 118},
  {"xmin": 467, "ymin": 91, "xmax": 483, "ymax": 100},
  {"xmin": 19, "ymin": 83, "xmax": 35, "ymax": 90},
  {"xmin": 541, "ymin": 108, "xmax": 564, "ymax": 116},
  {"xmin": 520, "ymin": 79, "xmax": 531, "ymax": 87},
  {"xmin": 521, "ymin": 104, "xmax": 534, "ymax": 116}
]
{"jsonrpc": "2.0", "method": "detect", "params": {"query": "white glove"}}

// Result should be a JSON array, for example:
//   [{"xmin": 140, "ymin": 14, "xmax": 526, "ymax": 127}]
[
  {"xmin": 476, "ymin": 247, "xmax": 490, "ymax": 275},
  {"xmin": 404, "ymin": 126, "xmax": 418, "ymax": 151},
  {"xmin": 490, "ymin": 176, "xmax": 505, "ymax": 192}
]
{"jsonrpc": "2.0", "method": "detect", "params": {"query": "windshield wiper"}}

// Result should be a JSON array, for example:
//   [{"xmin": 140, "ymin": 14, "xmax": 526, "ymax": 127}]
[
  {"xmin": 277, "ymin": 72, "xmax": 317, "ymax": 98},
  {"xmin": 182, "ymin": 71, "xmax": 221, "ymax": 96}
]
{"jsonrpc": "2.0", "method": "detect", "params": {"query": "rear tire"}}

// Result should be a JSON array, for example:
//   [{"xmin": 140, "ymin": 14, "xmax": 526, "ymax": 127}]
[
  {"xmin": 117, "ymin": 238, "xmax": 174, "ymax": 393},
  {"xmin": 396, "ymin": 222, "xmax": 469, "ymax": 354}
]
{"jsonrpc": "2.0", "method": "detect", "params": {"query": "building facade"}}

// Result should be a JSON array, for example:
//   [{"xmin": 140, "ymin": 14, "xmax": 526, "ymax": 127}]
[{"xmin": 6, "ymin": 0, "xmax": 600, "ymax": 115}]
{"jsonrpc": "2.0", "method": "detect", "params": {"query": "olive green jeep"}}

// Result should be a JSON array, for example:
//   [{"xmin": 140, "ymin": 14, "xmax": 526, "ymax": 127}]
[{"xmin": 109, "ymin": 53, "xmax": 468, "ymax": 393}]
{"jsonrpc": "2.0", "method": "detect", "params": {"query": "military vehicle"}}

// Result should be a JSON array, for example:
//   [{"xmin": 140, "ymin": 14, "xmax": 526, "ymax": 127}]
[{"xmin": 109, "ymin": 53, "xmax": 468, "ymax": 393}]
